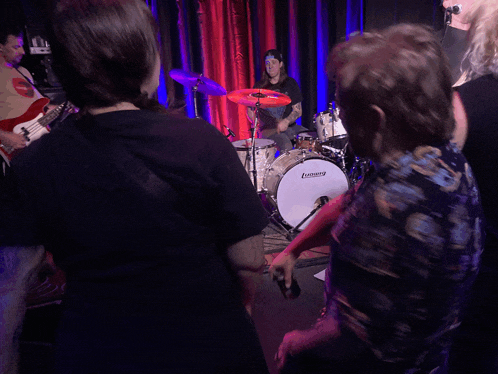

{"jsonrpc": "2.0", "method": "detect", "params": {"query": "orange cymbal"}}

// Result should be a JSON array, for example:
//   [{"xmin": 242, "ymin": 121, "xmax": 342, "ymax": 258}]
[{"xmin": 227, "ymin": 89, "xmax": 291, "ymax": 108}]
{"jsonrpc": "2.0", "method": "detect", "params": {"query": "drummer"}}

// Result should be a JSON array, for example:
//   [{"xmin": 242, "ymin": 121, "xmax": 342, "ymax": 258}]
[{"xmin": 247, "ymin": 49, "xmax": 306, "ymax": 152}]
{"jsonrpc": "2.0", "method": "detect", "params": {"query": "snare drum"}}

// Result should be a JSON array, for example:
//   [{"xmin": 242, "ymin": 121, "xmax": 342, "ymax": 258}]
[
  {"xmin": 263, "ymin": 149, "xmax": 350, "ymax": 230},
  {"xmin": 232, "ymin": 138, "xmax": 276, "ymax": 192},
  {"xmin": 314, "ymin": 109, "xmax": 348, "ymax": 141},
  {"xmin": 295, "ymin": 132, "xmax": 321, "ymax": 152}
]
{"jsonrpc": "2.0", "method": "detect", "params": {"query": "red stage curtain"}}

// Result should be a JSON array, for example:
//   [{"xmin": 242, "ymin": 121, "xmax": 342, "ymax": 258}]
[
  {"xmin": 257, "ymin": 0, "xmax": 276, "ymax": 64},
  {"xmin": 197, "ymin": 0, "xmax": 256, "ymax": 140}
]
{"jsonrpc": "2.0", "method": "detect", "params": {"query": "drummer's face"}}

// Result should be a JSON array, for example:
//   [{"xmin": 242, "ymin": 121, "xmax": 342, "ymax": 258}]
[{"xmin": 266, "ymin": 58, "xmax": 282, "ymax": 79}]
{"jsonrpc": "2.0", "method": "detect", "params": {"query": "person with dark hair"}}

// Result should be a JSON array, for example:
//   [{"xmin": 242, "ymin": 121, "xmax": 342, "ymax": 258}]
[
  {"xmin": 247, "ymin": 49, "xmax": 305, "ymax": 152},
  {"xmin": 0, "ymin": 23, "xmax": 46, "ymax": 158},
  {"xmin": 269, "ymin": 24, "xmax": 483, "ymax": 374},
  {"xmin": 0, "ymin": 0, "xmax": 269, "ymax": 372},
  {"xmin": 0, "ymin": 21, "xmax": 59, "ymax": 374},
  {"xmin": 449, "ymin": 1, "xmax": 498, "ymax": 372}
]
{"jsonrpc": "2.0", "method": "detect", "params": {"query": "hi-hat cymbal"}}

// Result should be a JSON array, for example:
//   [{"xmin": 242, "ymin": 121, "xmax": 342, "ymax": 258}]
[
  {"xmin": 227, "ymin": 88, "xmax": 291, "ymax": 108},
  {"xmin": 169, "ymin": 69, "xmax": 227, "ymax": 96}
]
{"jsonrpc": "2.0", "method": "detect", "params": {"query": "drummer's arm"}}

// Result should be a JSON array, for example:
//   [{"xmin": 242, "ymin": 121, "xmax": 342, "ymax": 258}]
[
  {"xmin": 277, "ymin": 102, "xmax": 302, "ymax": 133},
  {"xmin": 247, "ymin": 107, "xmax": 256, "ymax": 124}
]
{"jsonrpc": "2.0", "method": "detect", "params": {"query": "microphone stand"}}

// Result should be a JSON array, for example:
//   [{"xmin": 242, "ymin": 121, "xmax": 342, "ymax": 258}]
[
  {"xmin": 441, "ymin": 9, "xmax": 453, "ymax": 43},
  {"xmin": 290, "ymin": 196, "xmax": 329, "ymax": 233}
]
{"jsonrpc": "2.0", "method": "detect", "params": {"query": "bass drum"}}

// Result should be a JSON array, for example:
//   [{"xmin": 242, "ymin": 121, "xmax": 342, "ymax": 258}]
[{"xmin": 263, "ymin": 150, "xmax": 350, "ymax": 230}]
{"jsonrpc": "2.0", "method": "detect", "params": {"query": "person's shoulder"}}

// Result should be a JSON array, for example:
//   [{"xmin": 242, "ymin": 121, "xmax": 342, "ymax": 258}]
[
  {"xmin": 12, "ymin": 66, "xmax": 34, "ymax": 82},
  {"xmin": 460, "ymin": 74, "xmax": 498, "ymax": 89},
  {"xmin": 138, "ymin": 109, "xmax": 229, "ymax": 144}
]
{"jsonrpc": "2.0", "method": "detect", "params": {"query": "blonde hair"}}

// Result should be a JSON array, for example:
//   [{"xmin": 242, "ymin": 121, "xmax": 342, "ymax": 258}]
[{"xmin": 463, "ymin": 0, "xmax": 498, "ymax": 80}]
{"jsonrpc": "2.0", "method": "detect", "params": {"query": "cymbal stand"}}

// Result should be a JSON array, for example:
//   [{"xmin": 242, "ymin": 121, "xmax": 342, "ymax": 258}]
[
  {"xmin": 338, "ymin": 141, "xmax": 348, "ymax": 173},
  {"xmin": 192, "ymin": 77, "xmax": 203, "ymax": 119},
  {"xmin": 249, "ymin": 100, "xmax": 261, "ymax": 190}
]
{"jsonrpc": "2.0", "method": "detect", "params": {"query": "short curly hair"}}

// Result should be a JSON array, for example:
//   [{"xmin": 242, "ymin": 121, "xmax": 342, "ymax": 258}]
[{"xmin": 328, "ymin": 24, "xmax": 455, "ymax": 153}]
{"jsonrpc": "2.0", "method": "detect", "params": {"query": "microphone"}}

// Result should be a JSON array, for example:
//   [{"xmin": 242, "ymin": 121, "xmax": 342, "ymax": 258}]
[
  {"xmin": 224, "ymin": 125, "xmax": 236, "ymax": 138},
  {"xmin": 446, "ymin": 4, "xmax": 462, "ymax": 14}
]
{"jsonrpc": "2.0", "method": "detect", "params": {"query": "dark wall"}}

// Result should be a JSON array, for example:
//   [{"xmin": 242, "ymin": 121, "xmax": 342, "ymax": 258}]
[{"xmin": 365, "ymin": 0, "xmax": 445, "ymax": 32}]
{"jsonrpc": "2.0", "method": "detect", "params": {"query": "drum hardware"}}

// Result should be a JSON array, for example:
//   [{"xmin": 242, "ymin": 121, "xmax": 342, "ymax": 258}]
[
  {"xmin": 169, "ymin": 69, "xmax": 227, "ymax": 118},
  {"xmin": 227, "ymin": 88, "xmax": 291, "ymax": 191},
  {"xmin": 290, "ymin": 196, "xmax": 329, "ymax": 233},
  {"xmin": 348, "ymin": 157, "xmax": 371, "ymax": 185},
  {"xmin": 321, "ymin": 140, "xmax": 349, "ymax": 173}
]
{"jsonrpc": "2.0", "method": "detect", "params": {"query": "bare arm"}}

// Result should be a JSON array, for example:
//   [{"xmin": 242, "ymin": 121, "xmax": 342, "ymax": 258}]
[
  {"xmin": 278, "ymin": 102, "xmax": 302, "ymax": 133},
  {"xmin": 246, "ymin": 107, "xmax": 256, "ymax": 124},
  {"xmin": 275, "ymin": 315, "xmax": 340, "ymax": 370},
  {"xmin": 268, "ymin": 191, "xmax": 346, "ymax": 287},
  {"xmin": 226, "ymin": 232, "xmax": 265, "ymax": 315},
  {"xmin": 451, "ymin": 91, "xmax": 468, "ymax": 150}
]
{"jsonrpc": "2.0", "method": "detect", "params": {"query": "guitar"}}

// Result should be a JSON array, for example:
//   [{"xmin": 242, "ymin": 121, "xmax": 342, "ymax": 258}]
[{"xmin": 0, "ymin": 98, "xmax": 75, "ymax": 164}]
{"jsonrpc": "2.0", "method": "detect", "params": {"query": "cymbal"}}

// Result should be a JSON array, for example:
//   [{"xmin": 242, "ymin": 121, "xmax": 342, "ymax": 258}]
[
  {"xmin": 227, "ymin": 88, "xmax": 291, "ymax": 108},
  {"xmin": 169, "ymin": 69, "xmax": 227, "ymax": 96}
]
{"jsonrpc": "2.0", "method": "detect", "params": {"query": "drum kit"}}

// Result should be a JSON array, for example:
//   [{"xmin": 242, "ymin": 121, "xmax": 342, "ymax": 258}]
[{"xmin": 170, "ymin": 69, "xmax": 369, "ymax": 237}]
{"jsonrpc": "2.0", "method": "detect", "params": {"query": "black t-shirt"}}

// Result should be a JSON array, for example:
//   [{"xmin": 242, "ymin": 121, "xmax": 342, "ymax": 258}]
[
  {"xmin": 457, "ymin": 74, "xmax": 498, "ymax": 251},
  {"xmin": 253, "ymin": 76, "xmax": 303, "ymax": 130},
  {"xmin": 1, "ymin": 110, "xmax": 269, "ymax": 372},
  {"xmin": 440, "ymin": 26, "xmax": 469, "ymax": 85}
]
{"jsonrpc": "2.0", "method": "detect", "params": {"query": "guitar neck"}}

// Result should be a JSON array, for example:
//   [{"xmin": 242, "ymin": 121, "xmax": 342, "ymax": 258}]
[{"xmin": 38, "ymin": 102, "xmax": 73, "ymax": 127}]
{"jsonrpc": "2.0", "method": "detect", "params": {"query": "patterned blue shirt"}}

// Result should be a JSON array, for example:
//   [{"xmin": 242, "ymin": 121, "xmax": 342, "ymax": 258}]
[{"xmin": 325, "ymin": 142, "xmax": 483, "ymax": 372}]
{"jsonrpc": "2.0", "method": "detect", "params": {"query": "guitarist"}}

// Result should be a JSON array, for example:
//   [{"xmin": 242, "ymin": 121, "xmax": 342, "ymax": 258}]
[
  {"xmin": 0, "ymin": 24, "xmax": 63, "ymax": 373},
  {"xmin": 0, "ymin": 24, "xmax": 47, "ymax": 160}
]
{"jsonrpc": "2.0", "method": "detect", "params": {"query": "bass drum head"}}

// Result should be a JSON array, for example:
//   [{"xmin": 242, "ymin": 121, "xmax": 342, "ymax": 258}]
[{"xmin": 265, "ymin": 151, "xmax": 350, "ymax": 230}]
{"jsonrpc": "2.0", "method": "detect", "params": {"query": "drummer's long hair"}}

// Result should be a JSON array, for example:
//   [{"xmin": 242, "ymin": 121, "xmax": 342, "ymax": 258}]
[
  {"xmin": 47, "ymin": 0, "xmax": 165, "ymax": 113},
  {"xmin": 255, "ymin": 63, "xmax": 289, "ymax": 89}
]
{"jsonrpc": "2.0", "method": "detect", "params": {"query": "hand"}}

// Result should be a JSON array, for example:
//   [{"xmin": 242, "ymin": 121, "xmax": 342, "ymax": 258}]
[
  {"xmin": 274, "ymin": 330, "xmax": 307, "ymax": 370},
  {"xmin": 0, "ymin": 131, "xmax": 27, "ymax": 150},
  {"xmin": 269, "ymin": 250, "xmax": 298, "ymax": 289},
  {"xmin": 277, "ymin": 119, "xmax": 290, "ymax": 134},
  {"xmin": 275, "ymin": 318, "xmax": 341, "ymax": 371}
]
